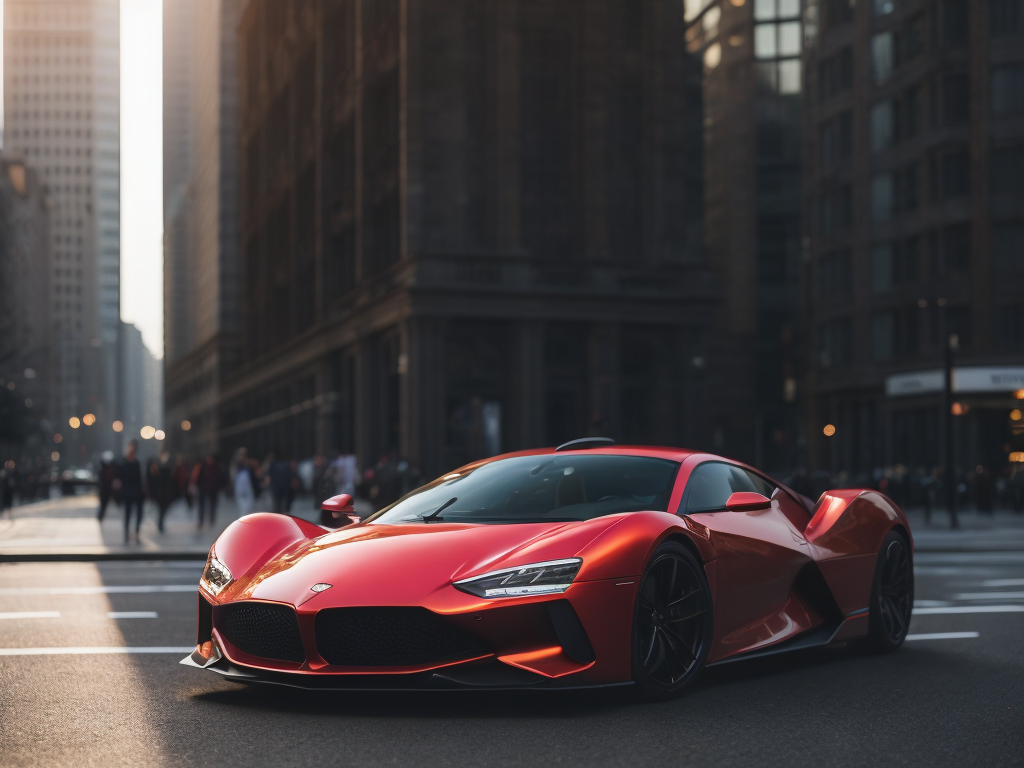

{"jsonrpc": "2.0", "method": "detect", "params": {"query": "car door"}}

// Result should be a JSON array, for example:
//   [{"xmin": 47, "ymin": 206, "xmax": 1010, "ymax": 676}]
[{"xmin": 680, "ymin": 460, "xmax": 818, "ymax": 659}]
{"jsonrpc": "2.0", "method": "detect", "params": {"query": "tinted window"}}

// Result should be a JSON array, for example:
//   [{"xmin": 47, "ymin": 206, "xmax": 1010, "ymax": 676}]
[
  {"xmin": 683, "ymin": 463, "xmax": 775, "ymax": 513},
  {"xmin": 367, "ymin": 454, "xmax": 679, "ymax": 525}
]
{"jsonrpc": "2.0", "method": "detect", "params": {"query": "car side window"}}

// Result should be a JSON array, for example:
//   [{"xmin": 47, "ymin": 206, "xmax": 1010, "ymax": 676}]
[
  {"xmin": 683, "ymin": 463, "xmax": 742, "ymax": 513},
  {"xmin": 735, "ymin": 467, "xmax": 776, "ymax": 499}
]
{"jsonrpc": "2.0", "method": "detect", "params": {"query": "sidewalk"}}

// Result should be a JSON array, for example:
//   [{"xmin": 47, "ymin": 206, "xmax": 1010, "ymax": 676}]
[
  {"xmin": 2, "ymin": 493, "xmax": 1023, "ymax": 561},
  {"xmin": 0, "ymin": 492, "xmax": 370, "ymax": 561}
]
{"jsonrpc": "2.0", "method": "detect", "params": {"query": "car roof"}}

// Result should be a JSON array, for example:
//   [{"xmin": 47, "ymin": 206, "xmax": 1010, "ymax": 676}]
[{"xmin": 467, "ymin": 444, "xmax": 703, "ymax": 468}]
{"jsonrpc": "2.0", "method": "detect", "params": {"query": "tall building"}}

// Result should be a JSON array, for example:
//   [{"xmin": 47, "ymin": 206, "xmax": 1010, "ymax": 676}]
[
  {"xmin": 684, "ymin": 0, "xmax": 806, "ymax": 472},
  {"xmin": 803, "ymin": 0, "xmax": 1024, "ymax": 475},
  {"xmin": 118, "ymin": 321, "xmax": 163, "ymax": 442},
  {"xmin": 226, "ymin": 0, "xmax": 714, "ymax": 477},
  {"xmin": 0, "ymin": 158, "xmax": 52, "ymax": 459},
  {"xmin": 3, "ymin": 0, "xmax": 120, "ymax": 451},
  {"xmin": 162, "ymin": 0, "xmax": 243, "ymax": 457}
]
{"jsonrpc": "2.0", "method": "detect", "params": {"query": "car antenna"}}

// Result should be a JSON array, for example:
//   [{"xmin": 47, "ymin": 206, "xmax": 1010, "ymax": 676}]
[{"xmin": 423, "ymin": 496, "xmax": 457, "ymax": 523}]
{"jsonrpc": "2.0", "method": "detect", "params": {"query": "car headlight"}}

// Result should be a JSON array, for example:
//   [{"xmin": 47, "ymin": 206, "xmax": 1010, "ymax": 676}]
[
  {"xmin": 454, "ymin": 558, "xmax": 582, "ymax": 598},
  {"xmin": 200, "ymin": 549, "xmax": 233, "ymax": 596}
]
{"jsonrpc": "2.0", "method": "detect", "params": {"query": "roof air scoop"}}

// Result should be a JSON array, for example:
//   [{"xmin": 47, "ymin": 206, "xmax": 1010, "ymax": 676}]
[{"xmin": 554, "ymin": 437, "xmax": 616, "ymax": 452}]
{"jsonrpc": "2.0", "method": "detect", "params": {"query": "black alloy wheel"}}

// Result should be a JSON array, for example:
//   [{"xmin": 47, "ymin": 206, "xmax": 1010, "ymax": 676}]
[
  {"xmin": 864, "ymin": 529, "xmax": 914, "ymax": 652},
  {"xmin": 632, "ymin": 542, "xmax": 712, "ymax": 700}
]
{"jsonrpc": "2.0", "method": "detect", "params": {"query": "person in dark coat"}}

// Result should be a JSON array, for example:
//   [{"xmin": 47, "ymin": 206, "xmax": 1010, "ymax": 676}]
[
  {"xmin": 148, "ymin": 450, "xmax": 177, "ymax": 533},
  {"xmin": 194, "ymin": 454, "xmax": 224, "ymax": 528},
  {"xmin": 97, "ymin": 452, "xmax": 116, "ymax": 521},
  {"xmin": 114, "ymin": 441, "xmax": 145, "ymax": 543},
  {"xmin": 267, "ymin": 452, "xmax": 296, "ymax": 514}
]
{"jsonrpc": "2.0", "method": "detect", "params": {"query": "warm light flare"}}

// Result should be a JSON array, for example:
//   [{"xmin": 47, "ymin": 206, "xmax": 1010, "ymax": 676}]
[
  {"xmin": 1011, "ymin": 409, "xmax": 1022, "ymax": 422},
  {"xmin": 823, "ymin": 424, "xmax": 836, "ymax": 437},
  {"xmin": 155, "ymin": 430, "xmax": 166, "ymax": 441},
  {"xmin": 112, "ymin": 421, "xmax": 124, "ymax": 433},
  {"xmin": 51, "ymin": 451, "xmax": 60, "ymax": 462},
  {"xmin": 181, "ymin": 420, "xmax": 192, "ymax": 431},
  {"xmin": 140, "ymin": 426, "xmax": 156, "ymax": 440},
  {"xmin": 82, "ymin": 413, "xmax": 96, "ymax": 426},
  {"xmin": 53, "ymin": 433, "xmax": 63, "ymax": 443},
  {"xmin": 69, "ymin": 417, "xmax": 81, "ymax": 429}
]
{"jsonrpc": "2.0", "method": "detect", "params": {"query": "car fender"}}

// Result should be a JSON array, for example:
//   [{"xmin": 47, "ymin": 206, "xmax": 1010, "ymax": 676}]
[{"xmin": 211, "ymin": 513, "xmax": 326, "ymax": 589}]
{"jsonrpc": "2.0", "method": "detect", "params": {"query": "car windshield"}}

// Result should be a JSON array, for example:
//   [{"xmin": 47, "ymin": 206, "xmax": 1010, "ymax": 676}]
[{"xmin": 366, "ymin": 454, "xmax": 679, "ymax": 525}]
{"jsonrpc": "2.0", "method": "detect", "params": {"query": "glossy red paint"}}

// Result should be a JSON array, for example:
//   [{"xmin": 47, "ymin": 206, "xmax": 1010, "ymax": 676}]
[{"xmin": 188, "ymin": 444, "xmax": 912, "ymax": 689}]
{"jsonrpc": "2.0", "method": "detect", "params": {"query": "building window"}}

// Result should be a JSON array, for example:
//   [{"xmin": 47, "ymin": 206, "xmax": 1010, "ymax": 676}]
[
  {"xmin": 941, "ymin": 149, "xmax": 970, "ymax": 199},
  {"xmin": 820, "ymin": 317, "xmax": 852, "ymax": 368},
  {"xmin": 992, "ymin": 65, "xmax": 1024, "ymax": 116},
  {"xmin": 991, "ymin": 0, "xmax": 1022, "ymax": 36},
  {"xmin": 870, "ymin": 101, "xmax": 894, "ymax": 154},
  {"xmin": 993, "ymin": 222, "xmax": 1024, "ymax": 273},
  {"xmin": 871, "ymin": 312, "xmax": 897, "ymax": 361},
  {"xmin": 818, "ymin": 48, "xmax": 852, "ymax": 100},
  {"xmin": 819, "ymin": 183, "xmax": 852, "ymax": 235},
  {"xmin": 871, "ymin": 33, "xmax": 894, "ymax": 83},
  {"xmin": 942, "ymin": 223, "xmax": 972, "ymax": 274},
  {"xmin": 871, "ymin": 173, "xmax": 894, "ymax": 223},
  {"xmin": 874, "ymin": 0, "xmax": 894, "ymax": 15},
  {"xmin": 941, "ymin": 0, "xmax": 969, "ymax": 49},
  {"xmin": 991, "ymin": 145, "xmax": 1024, "ymax": 197},
  {"xmin": 941, "ymin": 74, "xmax": 970, "ymax": 125},
  {"xmin": 820, "ymin": 110, "xmax": 852, "ymax": 167},
  {"xmin": 872, "ymin": 243, "xmax": 895, "ymax": 293},
  {"xmin": 994, "ymin": 304, "xmax": 1024, "ymax": 351},
  {"xmin": 896, "ymin": 162, "xmax": 919, "ymax": 212},
  {"xmin": 896, "ymin": 15, "xmax": 926, "ymax": 64},
  {"xmin": 821, "ymin": 0, "xmax": 854, "ymax": 29},
  {"xmin": 818, "ymin": 248, "xmax": 852, "ymax": 294}
]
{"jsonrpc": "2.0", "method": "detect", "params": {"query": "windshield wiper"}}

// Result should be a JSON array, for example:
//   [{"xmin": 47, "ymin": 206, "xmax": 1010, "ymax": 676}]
[{"xmin": 422, "ymin": 496, "xmax": 458, "ymax": 523}]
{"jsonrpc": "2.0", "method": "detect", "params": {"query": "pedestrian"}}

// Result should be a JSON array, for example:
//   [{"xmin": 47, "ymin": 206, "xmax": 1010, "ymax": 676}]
[
  {"xmin": 1, "ymin": 461, "xmax": 16, "ymax": 515},
  {"xmin": 172, "ymin": 454, "xmax": 192, "ymax": 510},
  {"xmin": 149, "ymin": 450, "xmax": 176, "ymax": 533},
  {"xmin": 97, "ymin": 451, "xmax": 116, "ymax": 521},
  {"xmin": 194, "ymin": 454, "xmax": 224, "ymax": 529},
  {"xmin": 114, "ymin": 440, "xmax": 145, "ymax": 544},
  {"xmin": 233, "ymin": 448, "xmax": 255, "ymax": 518},
  {"xmin": 267, "ymin": 451, "xmax": 295, "ymax": 514}
]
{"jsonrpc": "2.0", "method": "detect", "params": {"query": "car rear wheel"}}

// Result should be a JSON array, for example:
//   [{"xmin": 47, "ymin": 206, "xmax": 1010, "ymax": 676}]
[
  {"xmin": 631, "ymin": 542, "xmax": 712, "ymax": 700},
  {"xmin": 862, "ymin": 529, "xmax": 914, "ymax": 652}
]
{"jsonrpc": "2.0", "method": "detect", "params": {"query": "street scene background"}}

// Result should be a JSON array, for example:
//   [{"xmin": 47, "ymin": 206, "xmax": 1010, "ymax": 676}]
[{"xmin": 1, "ymin": 0, "xmax": 1023, "ymax": 765}]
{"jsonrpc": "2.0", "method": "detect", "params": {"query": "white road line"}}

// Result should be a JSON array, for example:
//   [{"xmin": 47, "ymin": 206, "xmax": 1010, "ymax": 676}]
[
  {"xmin": 953, "ymin": 592, "xmax": 1024, "ymax": 601},
  {"xmin": 0, "ymin": 647, "xmax": 193, "ymax": 656},
  {"xmin": 906, "ymin": 632, "xmax": 980, "ymax": 641},
  {"xmin": 913, "ymin": 600, "xmax": 950, "ymax": 607},
  {"xmin": 914, "ymin": 605, "xmax": 1024, "ymax": 615},
  {"xmin": 0, "ymin": 585, "xmax": 196, "ymax": 596},
  {"xmin": 0, "ymin": 611, "xmax": 61, "ymax": 620},
  {"xmin": 981, "ymin": 579, "xmax": 1024, "ymax": 587},
  {"xmin": 107, "ymin": 612, "xmax": 158, "ymax": 619}
]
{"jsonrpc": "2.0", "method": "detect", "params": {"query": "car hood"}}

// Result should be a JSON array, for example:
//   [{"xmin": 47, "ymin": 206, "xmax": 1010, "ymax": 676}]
[{"xmin": 231, "ymin": 515, "xmax": 628, "ymax": 609}]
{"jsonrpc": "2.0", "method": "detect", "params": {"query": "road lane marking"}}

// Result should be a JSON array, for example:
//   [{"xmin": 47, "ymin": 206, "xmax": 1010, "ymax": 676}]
[
  {"xmin": 906, "ymin": 632, "xmax": 979, "ymax": 641},
  {"xmin": 0, "ymin": 585, "xmax": 196, "ymax": 595},
  {"xmin": 913, "ymin": 605, "xmax": 1024, "ymax": 614},
  {"xmin": 107, "ymin": 612, "xmax": 158, "ymax": 619},
  {"xmin": 981, "ymin": 579, "xmax": 1024, "ymax": 587},
  {"xmin": 0, "ymin": 612, "xmax": 61, "ymax": 620},
  {"xmin": 0, "ymin": 646, "xmax": 193, "ymax": 656},
  {"xmin": 953, "ymin": 592, "xmax": 1024, "ymax": 601},
  {"xmin": 914, "ymin": 600, "xmax": 950, "ymax": 607}
]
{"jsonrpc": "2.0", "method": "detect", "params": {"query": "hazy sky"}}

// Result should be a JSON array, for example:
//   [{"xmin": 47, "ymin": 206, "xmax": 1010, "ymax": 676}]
[
  {"xmin": 0, "ymin": 0, "xmax": 165, "ymax": 358},
  {"xmin": 120, "ymin": 0, "xmax": 163, "ymax": 358}
]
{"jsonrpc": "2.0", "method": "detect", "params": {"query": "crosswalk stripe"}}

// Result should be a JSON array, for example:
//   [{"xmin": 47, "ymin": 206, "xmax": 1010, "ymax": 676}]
[
  {"xmin": 906, "ymin": 632, "xmax": 979, "ymax": 641},
  {"xmin": 0, "ymin": 647, "xmax": 193, "ymax": 656},
  {"xmin": 0, "ymin": 585, "xmax": 196, "ymax": 596},
  {"xmin": 107, "ymin": 612, "xmax": 158, "ymax": 619},
  {"xmin": 0, "ymin": 612, "xmax": 61, "ymax": 620},
  {"xmin": 913, "ymin": 605, "xmax": 1024, "ymax": 615},
  {"xmin": 953, "ymin": 592, "xmax": 1024, "ymax": 601}
]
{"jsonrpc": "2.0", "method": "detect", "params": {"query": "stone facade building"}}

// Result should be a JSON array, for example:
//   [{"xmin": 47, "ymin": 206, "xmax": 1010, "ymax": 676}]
[{"xmin": 224, "ymin": 0, "xmax": 717, "ymax": 477}]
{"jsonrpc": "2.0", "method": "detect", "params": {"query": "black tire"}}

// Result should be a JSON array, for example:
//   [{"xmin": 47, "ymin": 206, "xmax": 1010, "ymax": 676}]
[
  {"xmin": 862, "ymin": 529, "xmax": 914, "ymax": 652},
  {"xmin": 631, "ymin": 541, "xmax": 713, "ymax": 700}
]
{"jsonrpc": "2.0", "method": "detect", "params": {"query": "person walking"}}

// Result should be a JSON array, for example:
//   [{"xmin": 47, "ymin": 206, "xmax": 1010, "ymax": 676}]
[
  {"xmin": 96, "ymin": 452, "xmax": 116, "ymax": 521},
  {"xmin": 267, "ymin": 452, "xmax": 296, "ymax": 514},
  {"xmin": 114, "ymin": 441, "xmax": 145, "ymax": 544},
  {"xmin": 149, "ymin": 450, "xmax": 177, "ymax": 534},
  {"xmin": 233, "ymin": 449, "xmax": 255, "ymax": 518},
  {"xmin": 194, "ymin": 454, "xmax": 224, "ymax": 529}
]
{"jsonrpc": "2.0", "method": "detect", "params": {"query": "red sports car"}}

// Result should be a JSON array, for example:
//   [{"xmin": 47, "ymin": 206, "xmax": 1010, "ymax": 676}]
[{"xmin": 182, "ymin": 439, "xmax": 914, "ymax": 699}]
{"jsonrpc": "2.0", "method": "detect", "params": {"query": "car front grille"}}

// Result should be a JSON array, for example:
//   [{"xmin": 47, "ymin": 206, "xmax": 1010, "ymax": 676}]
[
  {"xmin": 214, "ymin": 601, "xmax": 305, "ymax": 664},
  {"xmin": 314, "ymin": 607, "xmax": 490, "ymax": 667}
]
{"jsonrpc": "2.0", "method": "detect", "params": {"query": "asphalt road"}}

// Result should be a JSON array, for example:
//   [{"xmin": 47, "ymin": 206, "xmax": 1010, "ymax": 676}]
[{"xmin": 1, "ymin": 552, "xmax": 1022, "ymax": 768}]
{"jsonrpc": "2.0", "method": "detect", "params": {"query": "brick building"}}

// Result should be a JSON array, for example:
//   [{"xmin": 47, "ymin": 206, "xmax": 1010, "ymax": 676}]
[{"xmin": 804, "ymin": 0, "xmax": 1024, "ymax": 475}]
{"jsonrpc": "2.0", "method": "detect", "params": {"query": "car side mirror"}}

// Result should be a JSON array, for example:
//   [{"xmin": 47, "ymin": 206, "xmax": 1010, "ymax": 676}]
[
  {"xmin": 725, "ymin": 492, "xmax": 771, "ymax": 512},
  {"xmin": 321, "ymin": 494, "xmax": 360, "ymax": 528}
]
